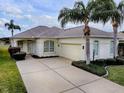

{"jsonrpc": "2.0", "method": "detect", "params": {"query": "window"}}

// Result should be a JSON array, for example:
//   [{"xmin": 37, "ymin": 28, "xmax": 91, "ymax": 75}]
[
  {"xmin": 44, "ymin": 41, "xmax": 49, "ymax": 52},
  {"xmin": 110, "ymin": 41, "xmax": 114, "ymax": 55},
  {"xmin": 44, "ymin": 40, "xmax": 54, "ymax": 52},
  {"xmin": 93, "ymin": 40, "xmax": 99, "ymax": 56}
]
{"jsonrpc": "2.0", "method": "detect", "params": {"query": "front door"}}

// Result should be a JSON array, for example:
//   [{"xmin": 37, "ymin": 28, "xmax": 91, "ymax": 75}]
[{"xmin": 27, "ymin": 40, "xmax": 34, "ymax": 54}]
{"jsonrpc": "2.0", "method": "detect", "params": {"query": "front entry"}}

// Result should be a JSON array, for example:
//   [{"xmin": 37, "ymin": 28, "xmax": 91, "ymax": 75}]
[
  {"xmin": 118, "ymin": 43, "xmax": 124, "ymax": 56},
  {"xmin": 27, "ymin": 40, "xmax": 35, "ymax": 54}
]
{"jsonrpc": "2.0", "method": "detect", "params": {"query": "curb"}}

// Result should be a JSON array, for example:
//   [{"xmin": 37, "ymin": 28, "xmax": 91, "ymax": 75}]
[{"xmin": 102, "ymin": 66, "xmax": 109, "ymax": 78}]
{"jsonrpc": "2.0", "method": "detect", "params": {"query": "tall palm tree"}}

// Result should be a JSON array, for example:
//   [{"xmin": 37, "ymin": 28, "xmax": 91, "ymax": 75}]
[
  {"xmin": 91, "ymin": 0, "xmax": 124, "ymax": 58},
  {"xmin": 58, "ymin": 1, "xmax": 96, "ymax": 64},
  {"xmin": 5, "ymin": 19, "xmax": 21, "ymax": 46}
]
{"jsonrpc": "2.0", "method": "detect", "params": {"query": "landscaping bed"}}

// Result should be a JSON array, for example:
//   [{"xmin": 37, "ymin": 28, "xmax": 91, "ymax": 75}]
[
  {"xmin": 72, "ymin": 61, "xmax": 106, "ymax": 76},
  {"xmin": 0, "ymin": 46, "xmax": 27, "ymax": 93},
  {"xmin": 72, "ymin": 58, "xmax": 124, "ymax": 76}
]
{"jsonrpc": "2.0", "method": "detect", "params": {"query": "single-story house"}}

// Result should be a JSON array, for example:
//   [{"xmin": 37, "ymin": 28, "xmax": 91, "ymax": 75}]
[{"xmin": 11, "ymin": 26, "xmax": 124, "ymax": 61}]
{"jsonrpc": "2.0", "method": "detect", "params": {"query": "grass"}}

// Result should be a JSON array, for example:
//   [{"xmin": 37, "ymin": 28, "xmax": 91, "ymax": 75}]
[
  {"xmin": 107, "ymin": 66, "xmax": 124, "ymax": 86},
  {"xmin": 72, "ymin": 61, "xmax": 106, "ymax": 76},
  {"xmin": 0, "ymin": 46, "xmax": 27, "ymax": 93}
]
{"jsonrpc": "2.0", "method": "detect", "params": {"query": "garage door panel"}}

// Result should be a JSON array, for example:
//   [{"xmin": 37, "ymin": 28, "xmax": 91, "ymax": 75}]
[{"xmin": 60, "ymin": 44, "xmax": 82, "ymax": 61}]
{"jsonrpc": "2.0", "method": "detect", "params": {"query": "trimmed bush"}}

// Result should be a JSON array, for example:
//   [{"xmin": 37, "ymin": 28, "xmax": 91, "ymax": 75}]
[
  {"xmin": 12, "ymin": 52, "xmax": 26, "ymax": 60},
  {"xmin": 116, "ymin": 57, "xmax": 124, "ymax": 65},
  {"xmin": 91, "ymin": 58, "xmax": 124, "ymax": 66},
  {"xmin": 106, "ymin": 58, "xmax": 117, "ymax": 65},
  {"xmin": 91, "ymin": 59, "xmax": 106, "ymax": 66},
  {"xmin": 8, "ymin": 47, "xmax": 20, "ymax": 58},
  {"xmin": 72, "ymin": 61, "xmax": 106, "ymax": 76},
  {"xmin": 32, "ymin": 55, "xmax": 59, "ymax": 59}
]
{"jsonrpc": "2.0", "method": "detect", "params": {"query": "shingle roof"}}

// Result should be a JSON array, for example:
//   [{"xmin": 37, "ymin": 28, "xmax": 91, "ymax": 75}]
[
  {"xmin": 12, "ymin": 25, "xmax": 118, "ymax": 39},
  {"xmin": 13, "ymin": 26, "xmax": 62, "ymax": 39},
  {"xmin": 117, "ymin": 32, "xmax": 124, "ymax": 40},
  {"xmin": 57, "ymin": 26, "xmax": 113, "ymax": 38}
]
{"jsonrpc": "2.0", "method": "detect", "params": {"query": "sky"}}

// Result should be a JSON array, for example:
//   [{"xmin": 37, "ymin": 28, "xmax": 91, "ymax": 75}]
[{"xmin": 0, "ymin": 0, "xmax": 123, "ymax": 37}]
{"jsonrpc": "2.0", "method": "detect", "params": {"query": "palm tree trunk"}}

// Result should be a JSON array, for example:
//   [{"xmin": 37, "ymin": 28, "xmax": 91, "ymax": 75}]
[
  {"xmin": 11, "ymin": 29, "xmax": 14, "ymax": 47},
  {"xmin": 84, "ymin": 23, "xmax": 90, "ymax": 65},
  {"xmin": 85, "ymin": 34, "xmax": 90, "ymax": 64},
  {"xmin": 11, "ymin": 29, "xmax": 14, "ymax": 36},
  {"xmin": 113, "ymin": 26, "xmax": 118, "ymax": 58}
]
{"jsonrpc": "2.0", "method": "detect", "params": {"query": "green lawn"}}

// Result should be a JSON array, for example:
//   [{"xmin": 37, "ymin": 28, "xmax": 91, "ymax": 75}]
[
  {"xmin": 107, "ymin": 66, "xmax": 124, "ymax": 86},
  {"xmin": 0, "ymin": 46, "xmax": 27, "ymax": 93}
]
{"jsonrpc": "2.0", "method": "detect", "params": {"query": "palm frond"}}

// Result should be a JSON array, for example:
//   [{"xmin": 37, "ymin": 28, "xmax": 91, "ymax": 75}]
[
  {"xmin": 118, "ymin": 0, "xmax": 124, "ymax": 17},
  {"xmin": 14, "ymin": 25, "xmax": 21, "ymax": 30},
  {"xmin": 58, "ymin": 1, "xmax": 90, "ymax": 28},
  {"xmin": 58, "ymin": 7, "xmax": 85, "ymax": 28},
  {"xmin": 87, "ymin": 0, "xmax": 96, "ymax": 12},
  {"xmin": 74, "ymin": 1, "xmax": 85, "ymax": 10},
  {"xmin": 5, "ymin": 19, "xmax": 21, "ymax": 31},
  {"xmin": 10, "ymin": 20, "xmax": 14, "ymax": 24},
  {"xmin": 5, "ymin": 23, "xmax": 10, "ymax": 27},
  {"xmin": 91, "ymin": 0, "xmax": 123, "ymax": 25},
  {"xmin": 118, "ymin": 0, "xmax": 124, "ymax": 11}
]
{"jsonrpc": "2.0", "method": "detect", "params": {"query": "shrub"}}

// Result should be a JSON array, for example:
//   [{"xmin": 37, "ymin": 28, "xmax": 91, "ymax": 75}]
[
  {"xmin": 12, "ymin": 52, "xmax": 26, "ymax": 60},
  {"xmin": 106, "ymin": 58, "xmax": 117, "ymax": 65},
  {"xmin": 92, "ymin": 58, "xmax": 124, "ymax": 66},
  {"xmin": 31, "ymin": 55, "xmax": 40, "ymax": 58},
  {"xmin": 8, "ymin": 47, "xmax": 20, "ymax": 58},
  {"xmin": 116, "ymin": 57, "xmax": 124, "ymax": 65},
  {"xmin": 72, "ymin": 61, "xmax": 106, "ymax": 76},
  {"xmin": 91, "ymin": 59, "xmax": 106, "ymax": 66}
]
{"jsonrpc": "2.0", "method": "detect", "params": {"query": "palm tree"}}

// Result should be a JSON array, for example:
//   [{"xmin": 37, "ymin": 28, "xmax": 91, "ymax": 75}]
[
  {"xmin": 58, "ymin": 1, "xmax": 96, "ymax": 64},
  {"xmin": 5, "ymin": 19, "xmax": 21, "ymax": 46},
  {"xmin": 91, "ymin": 0, "xmax": 124, "ymax": 58},
  {"xmin": 5, "ymin": 20, "xmax": 21, "ymax": 36}
]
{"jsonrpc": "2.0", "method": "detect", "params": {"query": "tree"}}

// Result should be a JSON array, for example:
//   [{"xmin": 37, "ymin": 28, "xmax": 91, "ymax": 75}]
[
  {"xmin": 91, "ymin": 0, "xmax": 124, "ymax": 58},
  {"xmin": 58, "ymin": 1, "xmax": 97, "ymax": 64},
  {"xmin": 5, "ymin": 19, "xmax": 21, "ymax": 46},
  {"xmin": 5, "ymin": 20, "xmax": 21, "ymax": 36}
]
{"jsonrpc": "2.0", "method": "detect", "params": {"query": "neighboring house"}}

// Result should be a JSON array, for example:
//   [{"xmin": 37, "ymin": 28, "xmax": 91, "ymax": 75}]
[
  {"xmin": 0, "ymin": 37, "xmax": 10, "ymax": 46},
  {"xmin": 11, "ymin": 26, "xmax": 124, "ymax": 61}
]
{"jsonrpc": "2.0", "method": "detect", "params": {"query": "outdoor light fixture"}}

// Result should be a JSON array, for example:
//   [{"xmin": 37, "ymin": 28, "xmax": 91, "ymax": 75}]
[{"xmin": 82, "ymin": 46, "xmax": 84, "ymax": 49}]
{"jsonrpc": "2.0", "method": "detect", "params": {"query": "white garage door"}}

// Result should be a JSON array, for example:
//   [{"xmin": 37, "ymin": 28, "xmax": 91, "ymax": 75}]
[{"xmin": 60, "ymin": 44, "xmax": 83, "ymax": 61}]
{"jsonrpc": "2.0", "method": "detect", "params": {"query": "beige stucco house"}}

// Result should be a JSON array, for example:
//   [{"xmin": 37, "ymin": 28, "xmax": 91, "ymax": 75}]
[{"xmin": 11, "ymin": 26, "xmax": 124, "ymax": 61}]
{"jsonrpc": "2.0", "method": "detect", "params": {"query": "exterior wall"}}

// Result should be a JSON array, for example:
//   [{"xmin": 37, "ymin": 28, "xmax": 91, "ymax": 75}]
[
  {"xmin": 35, "ymin": 39, "xmax": 43, "ymax": 57},
  {"xmin": 13, "ymin": 37, "xmax": 119, "ymax": 61},
  {"xmin": 90, "ymin": 38, "xmax": 119, "ymax": 60},
  {"xmin": 58, "ymin": 37, "xmax": 119, "ymax": 61},
  {"xmin": 35, "ymin": 39, "xmax": 59, "ymax": 57}
]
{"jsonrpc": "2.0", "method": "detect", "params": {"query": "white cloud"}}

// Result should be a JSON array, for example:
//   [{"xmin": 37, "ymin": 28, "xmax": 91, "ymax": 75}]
[
  {"xmin": 24, "ymin": 15, "xmax": 59, "ymax": 27},
  {"xmin": 0, "ymin": 18, "xmax": 9, "ymax": 27},
  {"xmin": 0, "ymin": 3, "xmax": 22, "ymax": 15}
]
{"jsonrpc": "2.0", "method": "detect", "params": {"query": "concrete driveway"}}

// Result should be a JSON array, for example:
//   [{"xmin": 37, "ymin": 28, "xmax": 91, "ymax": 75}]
[{"xmin": 16, "ymin": 57, "xmax": 124, "ymax": 93}]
